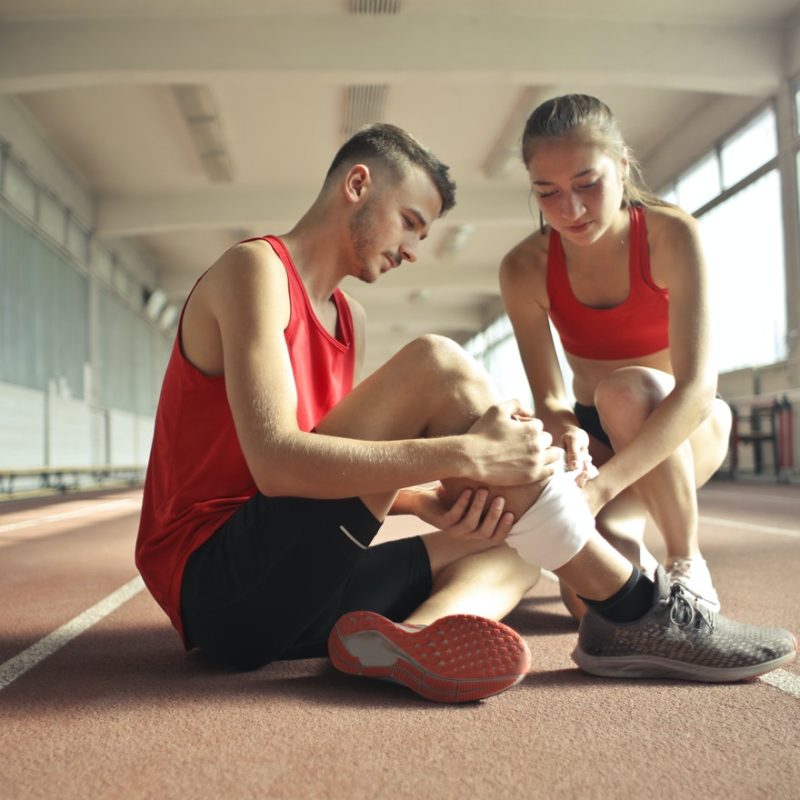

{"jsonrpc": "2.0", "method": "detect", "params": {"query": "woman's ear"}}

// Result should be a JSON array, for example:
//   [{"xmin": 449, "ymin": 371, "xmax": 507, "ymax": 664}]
[{"xmin": 620, "ymin": 151, "xmax": 631, "ymax": 182}]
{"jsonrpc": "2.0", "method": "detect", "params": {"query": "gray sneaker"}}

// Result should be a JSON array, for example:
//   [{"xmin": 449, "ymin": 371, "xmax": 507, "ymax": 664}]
[{"xmin": 572, "ymin": 567, "xmax": 797, "ymax": 682}]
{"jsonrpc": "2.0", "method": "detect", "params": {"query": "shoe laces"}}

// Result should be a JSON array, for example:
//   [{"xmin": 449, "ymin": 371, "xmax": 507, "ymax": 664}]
[
  {"xmin": 667, "ymin": 557, "xmax": 704, "ymax": 581},
  {"xmin": 663, "ymin": 583, "xmax": 716, "ymax": 632}
]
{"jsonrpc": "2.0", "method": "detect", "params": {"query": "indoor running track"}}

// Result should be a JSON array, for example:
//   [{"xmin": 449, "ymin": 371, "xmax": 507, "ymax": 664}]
[{"xmin": 1, "ymin": 482, "xmax": 798, "ymax": 800}]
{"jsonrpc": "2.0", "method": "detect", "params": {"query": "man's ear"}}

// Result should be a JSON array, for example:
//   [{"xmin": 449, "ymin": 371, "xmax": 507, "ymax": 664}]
[{"xmin": 344, "ymin": 164, "xmax": 372, "ymax": 204}]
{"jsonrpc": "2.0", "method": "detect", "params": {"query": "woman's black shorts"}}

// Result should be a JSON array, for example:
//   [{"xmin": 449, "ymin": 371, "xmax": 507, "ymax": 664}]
[{"xmin": 573, "ymin": 402, "xmax": 613, "ymax": 450}]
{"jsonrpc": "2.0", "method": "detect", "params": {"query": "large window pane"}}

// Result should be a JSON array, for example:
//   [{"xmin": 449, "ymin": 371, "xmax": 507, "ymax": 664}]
[
  {"xmin": 39, "ymin": 191, "xmax": 66, "ymax": 245},
  {"xmin": 676, "ymin": 153, "xmax": 720, "ymax": 213},
  {"xmin": 720, "ymin": 108, "xmax": 777, "ymax": 188},
  {"xmin": 4, "ymin": 159, "xmax": 36, "ymax": 218},
  {"xmin": 795, "ymin": 82, "xmax": 800, "ymax": 135},
  {"xmin": 699, "ymin": 169, "xmax": 786, "ymax": 371}
]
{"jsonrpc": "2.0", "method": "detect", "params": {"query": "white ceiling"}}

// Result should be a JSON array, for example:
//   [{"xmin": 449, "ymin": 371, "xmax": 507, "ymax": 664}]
[{"xmin": 1, "ymin": 0, "xmax": 799, "ymax": 373}]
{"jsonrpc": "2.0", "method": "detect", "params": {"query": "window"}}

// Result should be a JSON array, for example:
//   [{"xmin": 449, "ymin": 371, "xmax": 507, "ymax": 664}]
[
  {"xmin": 4, "ymin": 159, "xmax": 36, "ymax": 218},
  {"xmin": 90, "ymin": 240, "xmax": 115, "ymax": 284},
  {"xmin": 675, "ymin": 153, "xmax": 720, "ymax": 213},
  {"xmin": 720, "ymin": 108, "xmax": 777, "ymax": 189},
  {"xmin": 466, "ymin": 316, "xmax": 532, "ymax": 409},
  {"xmin": 699, "ymin": 170, "xmax": 786, "ymax": 370},
  {"xmin": 38, "ymin": 191, "xmax": 66, "ymax": 244},
  {"xmin": 66, "ymin": 216, "xmax": 90, "ymax": 263},
  {"xmin": 659, "ymin": 187, "xmax": 679, "ymax": 206},
  {"xmin": 795, "ymin": 81, "xmax": 800, "ymax": 136}
]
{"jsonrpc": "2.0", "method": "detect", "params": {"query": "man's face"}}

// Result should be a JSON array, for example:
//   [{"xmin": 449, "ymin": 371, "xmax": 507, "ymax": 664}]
[{"xmin": 349, "ymin": 166, "xmax": 442, "ymax": 283}]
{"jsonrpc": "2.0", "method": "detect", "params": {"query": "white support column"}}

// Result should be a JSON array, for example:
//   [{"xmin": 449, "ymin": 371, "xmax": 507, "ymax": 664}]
[{"xmin": 778, "ymin": 22, "xmax": 800, "ymax": 387}]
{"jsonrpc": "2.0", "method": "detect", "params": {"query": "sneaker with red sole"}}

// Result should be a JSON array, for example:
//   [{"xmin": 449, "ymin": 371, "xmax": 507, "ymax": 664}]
[{"xmin": 327, "ymin": 610, "xmax": 531, "ymax": 703}]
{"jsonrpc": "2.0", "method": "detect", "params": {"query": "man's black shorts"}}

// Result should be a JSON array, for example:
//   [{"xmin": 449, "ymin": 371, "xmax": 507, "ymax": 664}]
[{"xmin": 180, "ymin": 494, "xmax": 432, "ymax": 670}]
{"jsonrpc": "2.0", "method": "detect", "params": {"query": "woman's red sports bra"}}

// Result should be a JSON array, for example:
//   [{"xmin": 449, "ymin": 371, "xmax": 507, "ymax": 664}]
[{"xmin": 546, "ymin": 205, "xmax": 669, "ymax": 360}]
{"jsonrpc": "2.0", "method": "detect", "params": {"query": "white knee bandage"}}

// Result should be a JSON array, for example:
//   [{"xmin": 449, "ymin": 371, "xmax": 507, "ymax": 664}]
[{"xmin": 504, "ymin": 470, "xmax": 596, "ymax": 571}]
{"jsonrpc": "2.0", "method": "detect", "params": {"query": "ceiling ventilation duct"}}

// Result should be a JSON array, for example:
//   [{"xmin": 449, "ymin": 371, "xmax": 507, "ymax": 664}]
[
  {"xmin": 348, "ymin": 0, "xmax": 401, "ymax": 14},
  {"xmin": 342, "ymin": 84, "xmax": 389, "ymax": 139}
]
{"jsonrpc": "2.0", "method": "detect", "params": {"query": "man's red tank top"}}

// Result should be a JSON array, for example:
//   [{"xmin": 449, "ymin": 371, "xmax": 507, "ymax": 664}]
[
  {"xmin": 135, "ymin": 236, "xmax": 355, "ymax": 644},
  {"xmin": 546, "ymin": 206, "xmax": 669, "ymax": 360}
]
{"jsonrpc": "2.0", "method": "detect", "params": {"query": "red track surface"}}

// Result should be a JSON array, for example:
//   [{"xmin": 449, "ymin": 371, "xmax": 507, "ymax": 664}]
[{"xmin": 1, "ymin": 482, "xmax": 798, "ymax": 799}]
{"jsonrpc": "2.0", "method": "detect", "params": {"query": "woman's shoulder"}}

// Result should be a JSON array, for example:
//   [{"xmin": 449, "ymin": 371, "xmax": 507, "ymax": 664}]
[
  {"xmin": 500, "ymin": 229, "xmax": 550, "ymax": 284},
  {"xmin": 640, "ymin": 204, "xmax": 705, "ymax": 285},
  {"xmin": 641, "ymin": 203, "xmax": 700, "ymax": 245}
]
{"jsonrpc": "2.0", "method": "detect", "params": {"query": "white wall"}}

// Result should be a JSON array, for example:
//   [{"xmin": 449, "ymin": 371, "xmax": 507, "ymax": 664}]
[
  {"xmin": 0, "ymin": 382, "xmax": 46, "ymax": 468},
  {"xmin": 0, "ymin": 381, "xmax": 154, "ymax": 471},
  {"xmin": 48, "ymin": 395, "xmax": 93, "ymax": 467}
]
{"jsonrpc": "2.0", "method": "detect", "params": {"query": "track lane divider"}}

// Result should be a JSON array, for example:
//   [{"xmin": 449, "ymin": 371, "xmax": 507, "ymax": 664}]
[{"xmin": 0, "ymin": 575, "xmax": 144, "ymax": 691}]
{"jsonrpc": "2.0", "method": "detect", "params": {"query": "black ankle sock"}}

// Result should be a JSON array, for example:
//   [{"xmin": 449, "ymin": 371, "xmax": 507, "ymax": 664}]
[{"xmin": 579, "ymin": 568, "xmax": 655, "ymax": 623}]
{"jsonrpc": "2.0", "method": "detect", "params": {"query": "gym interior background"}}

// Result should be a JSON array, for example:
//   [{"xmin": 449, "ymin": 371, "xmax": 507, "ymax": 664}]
[{"xmin": 1, "ymin": 1, "xmax": 799, "ymax": 493}]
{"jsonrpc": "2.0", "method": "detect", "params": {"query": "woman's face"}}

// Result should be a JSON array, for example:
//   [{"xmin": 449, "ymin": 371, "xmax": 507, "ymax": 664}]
[{"xmin": 527, "ymin": 137, "xmax": 627, "ymax": 246}]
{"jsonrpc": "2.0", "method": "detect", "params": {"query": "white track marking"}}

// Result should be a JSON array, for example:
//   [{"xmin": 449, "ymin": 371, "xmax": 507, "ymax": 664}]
[
  {"xmin": 701, "ymin": 488, "xmax": 800, "ymax": 507},
  {"xmin": 698, "ymin": 516, "xmax": 800, "ymax": 539},
  {"xmin": 0, "ymin": 499, "xmax": 139, "ymax": 535},
  {"xmin": 0, "ymin": 576, "xmax": 144, "ymax": 691},
  {"xmin": 759, "ymin": 669, "xmax": 800, "ymax": 699}
]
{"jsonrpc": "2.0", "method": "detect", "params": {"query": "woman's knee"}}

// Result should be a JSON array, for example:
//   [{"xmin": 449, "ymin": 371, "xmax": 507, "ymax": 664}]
[{"xmin": 594, "ymin": 368, "xmax": 669, "ymax": 441}]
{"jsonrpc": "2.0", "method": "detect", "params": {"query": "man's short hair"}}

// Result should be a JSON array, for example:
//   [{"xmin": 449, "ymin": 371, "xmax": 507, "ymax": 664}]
[{"xmin": 325, "ymin": 123, "xmax": 456, "ymax": 214}]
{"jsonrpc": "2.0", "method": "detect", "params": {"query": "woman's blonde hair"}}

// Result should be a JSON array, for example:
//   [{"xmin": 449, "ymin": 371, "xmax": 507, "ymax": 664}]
[{"xmin": 521, "ymin": 94, "xmax": 669, "ymax": 209}]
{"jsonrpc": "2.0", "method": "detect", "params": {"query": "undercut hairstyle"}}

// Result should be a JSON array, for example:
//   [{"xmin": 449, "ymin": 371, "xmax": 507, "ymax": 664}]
[
  {"xmin": 521, "ymin": 93, "xmax": 669, "ymax": 209},
  {"xmin": 325, "ymin": 123, "xmax": 456, "ymax": 214}
]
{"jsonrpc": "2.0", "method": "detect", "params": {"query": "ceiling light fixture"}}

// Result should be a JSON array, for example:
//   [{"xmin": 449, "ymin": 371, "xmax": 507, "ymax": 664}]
[
  {"xmin": 342, "ymin": 84, "xmax": 389, "ymax": 139},
  {"xmin": 436, "ymin": 224, "xmax": 475, "ymax": 259},
  {"xmin": 173, "ymin": 85, "xmax": 234, "ymax": 183},
  {"xmin": 348, "ymin": 0, "xmax": 401, "ymax": 14}
]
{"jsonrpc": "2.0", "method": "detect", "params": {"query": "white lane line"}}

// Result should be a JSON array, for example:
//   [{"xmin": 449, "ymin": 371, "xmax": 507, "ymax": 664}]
[
  {"xmin": 701, "ymin": 489, "xmax": 800, "ymax": 507},
  {"xmin": 0, "ymin": 575, "xmax": 145, "ymax": 691},
  {"xmin": 0, "ymin": 499, "xmax": 140, "ymax": 535},
  {"xmin": 698, "ymin": 516, "xmax": 800, "ymax": 539},
  {"xmin": 760, "ymin": 669, "xmax": 800, "ymax": 699}
]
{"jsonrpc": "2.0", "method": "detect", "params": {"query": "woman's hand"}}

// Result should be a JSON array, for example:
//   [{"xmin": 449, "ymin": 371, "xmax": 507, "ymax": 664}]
[
  {"xmin": 406, "ymin": 484, "xmax": 515, "ymax": 543},
  {"xmin": 562, "ymin": 425, "xmax": 597, "ymax": 487}
]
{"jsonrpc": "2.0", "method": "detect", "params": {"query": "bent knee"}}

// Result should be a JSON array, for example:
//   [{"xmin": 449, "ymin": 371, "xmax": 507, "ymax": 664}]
[
  {"xmin": 711, "ymin": 398, "xmax": 733, "ymax": 440},
  {"xmin": 407, "ymin": 334, "xmax": 463, "ymax": 367},
  {"xmin": 405, "ymin": 334, "xmax": 493, "ymax": 400},
  {"xmin": 594, "ymin": 368, "xmax": 670, "ymax": 437}
]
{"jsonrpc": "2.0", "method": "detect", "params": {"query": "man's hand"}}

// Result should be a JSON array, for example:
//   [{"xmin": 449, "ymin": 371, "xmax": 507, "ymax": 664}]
[
  {"xmin": 405, "ymin": 484, "xmax": 515, "ymax": 542},
  {"xmin": 466, "ymin": 400, "xmax": 564, "ymax": 486}
]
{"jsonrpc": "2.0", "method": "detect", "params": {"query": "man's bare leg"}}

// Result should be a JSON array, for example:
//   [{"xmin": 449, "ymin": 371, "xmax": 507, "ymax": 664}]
[
  {"xmin": 404, "ymin": 537, "xmax": 541, "ymax": 624},
  {"xmin": 316, "ymin": 334, "xmax": 552, "ymax": 621}
]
